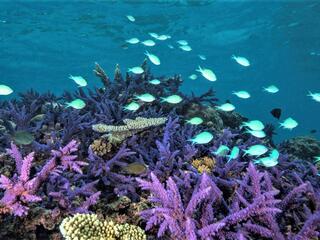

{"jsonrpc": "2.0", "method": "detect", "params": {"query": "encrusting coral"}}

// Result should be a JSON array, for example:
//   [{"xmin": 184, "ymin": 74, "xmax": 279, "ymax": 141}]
[
  {"xmin": 59, "ymin": 213, "xmax": 146, "ymax": 240},
  {"xmin": 92, "ymin": 117, "xmax": 167, "ymax": 143}
]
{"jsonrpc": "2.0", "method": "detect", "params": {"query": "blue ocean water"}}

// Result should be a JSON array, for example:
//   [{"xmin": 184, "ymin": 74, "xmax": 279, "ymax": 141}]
[{"xmin": 0, "ymin": 0, "xmax": 319, "ymax": 142}]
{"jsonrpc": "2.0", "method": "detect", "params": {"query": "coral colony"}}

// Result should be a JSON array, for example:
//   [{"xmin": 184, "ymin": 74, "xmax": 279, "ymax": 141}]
[{"xmin": 0, "ymin": 61, "xmax": 320, "ymax": 240}]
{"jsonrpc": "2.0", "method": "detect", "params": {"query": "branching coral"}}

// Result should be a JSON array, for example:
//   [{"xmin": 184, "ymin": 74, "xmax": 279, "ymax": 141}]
[
  {"xmin": 137, "ymin": 172, "xmax": 222, "ymax": 240},
  {"xmin": 0, "ymin": 140, "xmax": 85, "ymax": 216},
  {"xmin": 191, "ymin": 156, "xmax": 216, "ymax": 173},
  {"xmin": 138, "ymin": 163, "xmax": 320, "ymax": 239},
  {"xmin": 90, "ymin": 138, "xmax": 113, "ymax": 157}
]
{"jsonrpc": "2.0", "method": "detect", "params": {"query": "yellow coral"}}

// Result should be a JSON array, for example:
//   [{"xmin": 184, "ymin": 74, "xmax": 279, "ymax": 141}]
[
  {"xmin": 59, "ymin": 213, "xmax": 146, "ymax": 240},
  {"xmin": 191, "ymin": 156, "xmax": 216, "ymax": 174},
  {"xmin": 90, "ymin": 139, "xmax": 112, "ymax": 157},
  {"xmin": 116, "ymin": 223, "xmax": 146, "ymax": 240}
]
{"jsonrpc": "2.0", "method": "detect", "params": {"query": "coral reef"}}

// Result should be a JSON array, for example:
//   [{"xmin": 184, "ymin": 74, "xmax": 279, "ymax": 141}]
[
  {"xmin": 0, "ymin": 62, "xmax": 319, "ymax": 239},
  {"xmin": 280, "ymin": 136, "xmax": 320, "ymax": 161}
]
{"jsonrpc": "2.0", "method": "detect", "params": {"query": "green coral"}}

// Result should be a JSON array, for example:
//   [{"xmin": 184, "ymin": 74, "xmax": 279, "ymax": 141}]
[{"xmin": 59, "ymin": 213, "xmax": 146, "ymax": 240}]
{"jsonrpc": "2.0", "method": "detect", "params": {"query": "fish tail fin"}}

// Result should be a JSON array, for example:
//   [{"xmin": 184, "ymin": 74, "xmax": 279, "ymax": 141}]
[
  {"xmin": 160, "ymin": 97, "xmax": 166, "ymax": 102},
  {"xmin": 243, "ymin": 150, "xmax": 248, "ymax": 157},
  {"xmin": 307, "ymin": 91, "xmax": 313, "ymax": 97},
  {"xmin": 231, "ymin": 54, "xmax": 236, "ymax": 59},
  {"xmin": 196, "ymin": 65, "xmax": 202, "ymax": 72},
  {"xmin": 239, "ymin": 123, "xmax": 245, "ymax": 129},
  {"xmin": 144, "ymin": 50, "xmax": 149, "ymax": 56}
]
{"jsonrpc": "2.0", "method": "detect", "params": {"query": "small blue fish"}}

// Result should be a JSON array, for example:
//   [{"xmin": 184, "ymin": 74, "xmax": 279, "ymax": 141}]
[
  {"xmin": 269, "ymin": 149, "xmax": 280, "ymax": 160},
  {"xmin": 245, "ymin": 129, "xmax": 266, "ymax": 138},
  {"xmin": 126, "ymin": 15, "xmax": 135, "ymax": 22},
  {"xmin": 189, "ymin": 131, "xmax": 214, "ymax": 145},
  {"xmin": 212, "ymin": 145, "xmax": 230, "ymax": 157},
  {"xmin": 232, "ymin": 55, "xmax": 250, "ymax": 67},
  {"xmin": 141, "ymin": 40, "xmax": 156, "ymax": 47},
  {"xmin": 307, "ymin": 91, "xmax": 320, "ymax": 103},
  {"xmin": 128, "ymin": 67, "xmax": 144, "ymax": 74},
  {"xmin": 177, "ymin": 40, "xmax": 188, "ymax": 46},
  {"xmin": 263, "ymin": 85, "xmax": 279, "ymax": 94},
  {"xmin": 186, "ymin": 117, "xmax": 203, "ymax": 125},
  {"xmin": 149, "ymin": 79, "xmax": 161, "ymax": 85},
  {"xmin": 254, "ymin": 157, "xmax": 278, "ymax": 167},
  {"xmin": 0, "ymin": 84, "xmax": 13, "ymax": 95},
  {"xmin": 66, "ymin": 99, "xmax": 86, "ymax": 110},
  {"xmin": 279, "ymin": 117, "xmax": 298, "ymax": 130},
  {"xmin": 216, "ymin": 103, "xmax": 235, "ymax": 112},
  {"xmin": 161, "ymin": 95, "xmax": 183, "ymax": 104},
  {"xmin": 135, "ymin": 93, "xmax": 155, "ymax": 102},
  {"xmin": 179, "ymin": 45, "xmax": 192, "ymax": 51},
  {"xmin": 227, "ymin": 146, "xmax": 240, "ymax": 162},
  {"xmin": 241, "ymin": 120, "xmax": 264, "ymax": 131},
  {"xmin": 123, "ymin": 102, "xmax": 140, "ymax": 112},
  {"xmin": 198, "ymin": 54, "xmax": 206, "ymax": 60},
  {"xmin": 243, "ymin": 144, "xmax": 268, "ymax": 157},
  {"xmin": 232, "ymin": 90, "xmax": 250, "ymax": 99},
  {"xmin": 126, "ymin": 38, "xmax": 139, "ymax": 44},
  {"xmin": 189, "ymin": 74, "xmax": 197, "ymax": 80}
]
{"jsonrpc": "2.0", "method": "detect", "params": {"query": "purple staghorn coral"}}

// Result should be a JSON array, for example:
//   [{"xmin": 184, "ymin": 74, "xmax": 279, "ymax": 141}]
[
  {"xmin": 0, "ymin": 140, "xmax": 85, "ymax": 216},
  {"xmin": 138, "ymin": 162, "xmax": 320, "ymax": 239}
]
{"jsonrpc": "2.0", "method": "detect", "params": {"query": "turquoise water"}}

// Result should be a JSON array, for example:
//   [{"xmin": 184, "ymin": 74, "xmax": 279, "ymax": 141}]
[{"xmin": 0, "ymin": 1, "xmax": 319, "ymax": 142}]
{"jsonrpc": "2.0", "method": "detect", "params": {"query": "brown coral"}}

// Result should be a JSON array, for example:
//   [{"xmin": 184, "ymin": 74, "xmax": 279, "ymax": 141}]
[
  {"xmin": 90, "ymin": 139, "xmax": 112, "ymax": 157},
  {"xmin": 192, "ymin": 156, "xmax": 216, "ymax": 174}
]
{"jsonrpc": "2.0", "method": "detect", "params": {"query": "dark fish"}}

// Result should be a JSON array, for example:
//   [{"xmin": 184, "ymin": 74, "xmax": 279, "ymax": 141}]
[
  {"xmin": 121, "ymin": 44, "xmax": 128, "ymax": 50},
  {"xmin": 270, "ymin": 108, "xmax": 282, "ymax": 120},
  {"xmin": 310, "ymin": 129, "xmax": 317, "ymax": 134},
  {"xmin": 13, "ymin": 131, "xmax": 35, "ymax": 145},
  {"xmin": 123, "ymin": 162, "xmax": 148, "ymax": 175}
]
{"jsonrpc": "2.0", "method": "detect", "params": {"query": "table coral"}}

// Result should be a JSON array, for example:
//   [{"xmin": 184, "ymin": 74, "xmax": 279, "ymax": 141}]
[{"xmin": 92, "ymin": 117, "xmax": 167, "ymax": 144}]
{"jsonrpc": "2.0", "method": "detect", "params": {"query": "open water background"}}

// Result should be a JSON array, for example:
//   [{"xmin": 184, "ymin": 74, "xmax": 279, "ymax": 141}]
[{"xmin": 0, "ymin": 0, "xmax": 320, "ymax": 142}]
